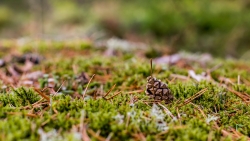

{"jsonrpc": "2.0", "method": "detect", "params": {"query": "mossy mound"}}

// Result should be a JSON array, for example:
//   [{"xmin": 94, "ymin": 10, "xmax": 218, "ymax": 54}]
[{"xmin": 0, "ymin": 40, "xmax": 250, "ymax": 141}]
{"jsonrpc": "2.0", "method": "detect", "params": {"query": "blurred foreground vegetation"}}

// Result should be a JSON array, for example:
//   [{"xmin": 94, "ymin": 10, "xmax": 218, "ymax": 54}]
[{"xmin": 0, "ymin": 0, "xmax": 250, "ymax": 58}]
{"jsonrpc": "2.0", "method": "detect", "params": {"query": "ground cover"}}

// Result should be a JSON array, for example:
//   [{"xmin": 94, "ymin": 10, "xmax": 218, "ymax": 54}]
[{"xmin": 0, "ymin": 39, "xmax": 250, "ymax": 141}]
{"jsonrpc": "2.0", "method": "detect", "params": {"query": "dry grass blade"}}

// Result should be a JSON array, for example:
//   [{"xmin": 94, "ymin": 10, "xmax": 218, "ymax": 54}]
[
  {"xmin": 106, "ymin": 91, "xmax": 122, "ymax": 100},
  {"xmin": 87, "ymin": 129, "xmax": 106, "ymax": 141},
  {"xmin": 150, "ymin": 58, "xmax": 153, "ymax": 76},
  {"xmin": 56, "ymin": 80, "xmax": 66, "ymax": 93},
  {"xmin": 126, "ymin": 89, "xmax": 144, "ymax": 94},
  {"xmin": 170, "ymin": 74, "xmax": 190, "ymax": 81},
  {"xmin": 21, "ymin": 98, "xmax": 45, "ymax": 109},
  {"xmin": 26, "ymin": 113, "xmax": 38, "ymax": 118},
  {"xmin": 82, "ymin": 125, "xmax": 91, "ymax": 141},
  {"xmin": 7, "ymin": 112, "xmax": 37, "ymax": 118},
  {"xmin": 103, "ymin": 84, "xmax": 116, "ymax": 99},
  {"xmin": 105, "ymin": 132, "xmax": 113, "ymax": 141},
  {"xmin": 142, "ymin": 100, "xmax": 162, "ymax": 103},
  {"xmin": 230, "ymin": 128, "xmax": 243, "ymax": 137},
  {"xmin": 209, "ymin": 63, "xmax": 223, "ymax": 72},
  {"xmin": 213, "ymin": 123, "xmax": 250, "ymax": 140},
  {"xmin": 242, "ymin": 78, "xmax": 250, "ymax": 86},
  {"xmin": 34, "ymin": 88, "xmax": 50, "ymax": 101},
  {"xmin": 82, "ymin": 74, "xmax": 95, "ymax": 99},
  {"xmin": 132, "ymin": 133, "xmax": 147, "ymax": 141},
  {"xmin": 227, "ymin": 87, "xmax": 250, "ymax": 104},
  {"xmin": 178, "ymin": 88, "xmax": 208, "ymax": 107},
  {"xmin": 190, "ymin": 102, "xmax": 207, "ymax": 118},
  {"xmin": 158, "ymin": 102, "xmax": 175, "ymax": 119}
]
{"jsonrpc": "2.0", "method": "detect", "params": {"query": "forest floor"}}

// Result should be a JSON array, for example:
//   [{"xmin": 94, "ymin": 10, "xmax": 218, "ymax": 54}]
[{"xmin": 0, "ymin": 39, "xmax": 250, "ymax": 141}]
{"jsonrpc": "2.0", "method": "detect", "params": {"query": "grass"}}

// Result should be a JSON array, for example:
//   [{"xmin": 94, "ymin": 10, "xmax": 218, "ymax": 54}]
[{"xmin": 0, "ymin": 40, "xmax": 250, "ymax": 140}]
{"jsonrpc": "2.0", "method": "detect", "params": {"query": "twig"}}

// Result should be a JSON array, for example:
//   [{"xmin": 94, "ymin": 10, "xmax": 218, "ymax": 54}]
[
  {"xmin": 126, "ymin": 89, "xmax": 144, "ymax": 94},
  {"xmin": 227, "ymin": 87, "xmax": 250, "ymax": 104},
  {"xmin": 176, "ymin": 107, "xmax": 180, "ymax": 119},
  {"xmin": 26, "ymin": 113, "xmax": 38, "ymax": 118},
  {"xmin": 213, "ymin": 123, "xmax": 249, "ymax": 140},
  {"xmin": 238, "ymin": 75, "xmax": 241, "ymax": 85},
  {"xmin": 106, "ymin": 91, "xmax": 122, "ymax": 100},
  {"xmin": 170, "ymin": 74, "xmax": 190, "ymax": 81},
  {"xmin": 190, "ymin": 102, "xmax": 207, "ymax": 118},
  {"xmin": 41, "ymin": 114, "xmax": 57, "ymax": 126},
  {"xmin": 103, "ymin": 84, "xmax": 116, "ymax": 99},
  {"xmin": 83, "ymin": 74, "xmax": 95, "ymax": 99},
  {"xmin": 105, "ymin": 132, "xmax": 113, "ymax": 141},
  {"xmin": 132, "ymin": 133, "xmax": 147, "ymax": 141},
  {"xmin": 34, "ymin": 88, "xmax": 50, "ymax": 101},
  {"xmin": 178, "ymin": 88, "xmax": 208, "ymax": 107},
  {"xmin": 150, "ymin": 58, "xmax": 153, "ymax": 76},
  {"xmin": 126, "ymin": 114, "xmax": 130, "ymax": 129},
  {"xmin": 142, "ymin": 100, "xmax": 162, "ymax": 103},
  {"xmin": 21, "ymin": 98, "xmax": 45, "ymax": 109},
  {"xmin": 7, "ymin": 112, "xmax": 37, "ymax": 118},
  {"xmin": 82, "ymin": 125, "xmax": 91, "ymax": 141},
  {"xmin": 170, "ymin": 77, "xmax": 177, "ymax": 83},
  {"xmin": 56, "ymin": 80, "xmax": 65, "ymax": 94},
  {"xmin": 230, "ymin": 127, "xmax": 243, "ymax": 137},
  {"xmin": 87, "ymin": 129, "xmax": 106, "ymax": 141},
  {"xmin": 209, "ymin": 63, "xmax": 223, "ymax": 72},
  {"xmin": 158, "ymin": 102, "xmax": 176, "ymax": 119},
  {"xmin": 242, "ymin": 78, "xmax": 250, "ymax": 86}
]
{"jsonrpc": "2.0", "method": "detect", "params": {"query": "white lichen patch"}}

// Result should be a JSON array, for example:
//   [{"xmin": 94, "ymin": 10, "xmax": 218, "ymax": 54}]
[
  {"xmin": 113, "ymin": 113, "xmax": 124, "ymax": 124},
  {"xmin": 38, "ymin": 129, "xmax": 63, "ymax": 141},
  {"xmin": 150, "ymin": 104, "xmax": 169, "ymax": 131},
  {"xmin": 206, "ymin": 114, "xmax": 219, "ymax": 124}
]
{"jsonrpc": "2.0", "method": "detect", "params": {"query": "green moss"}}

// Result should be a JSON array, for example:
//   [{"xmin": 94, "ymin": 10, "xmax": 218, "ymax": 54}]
[{"xmin": 0, "ymin": 41, "xmax": 250, "ymax": 140}]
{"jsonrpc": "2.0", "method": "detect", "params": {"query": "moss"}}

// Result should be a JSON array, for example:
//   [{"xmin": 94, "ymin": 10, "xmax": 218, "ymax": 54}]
[
  {"xmin": 0, "ymin": 41, "xmax": 250, "ymax": 140},
  {"xmin": 12, "ymin": 87, "xmax": 40, "ymax": 106}
]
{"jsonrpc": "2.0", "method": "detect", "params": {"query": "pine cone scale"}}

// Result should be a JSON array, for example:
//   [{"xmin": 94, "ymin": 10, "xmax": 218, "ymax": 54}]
[{"xmin": 145, "ymin": 76, "xmax": 173, "ymax": 104}]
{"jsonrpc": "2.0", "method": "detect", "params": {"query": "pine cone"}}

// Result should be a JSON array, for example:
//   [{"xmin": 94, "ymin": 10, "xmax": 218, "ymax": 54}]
[{"xmin": 145, "ymin": 76, "xmax": 173, "ymax": 104}]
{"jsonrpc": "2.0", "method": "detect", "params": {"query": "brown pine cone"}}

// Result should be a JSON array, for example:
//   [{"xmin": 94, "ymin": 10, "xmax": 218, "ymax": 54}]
[{"xmin": 145, "ymin": 76, "xmax": 173, "ymax": 104}]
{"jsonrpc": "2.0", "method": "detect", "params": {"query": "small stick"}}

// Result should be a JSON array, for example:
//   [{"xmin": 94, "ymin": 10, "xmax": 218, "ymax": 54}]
[
  {"xmin": 21, "ymin": 98, "xmax": 45, "ymax": 109},
  {"xmin": 103, "ymin": 84, "xmax": 116, "ymax": 98},
  {"xmin": 34, "ymin": 88, "xmax": 50, "ymax": 101},
  {"xmin": 7, "ymin": 112, "xmax": 37, "ymax": 118},
  {"xmin": 238, "ymin": 75, "xmax": 241, "ymax": 85},
  {"xmin": 176, "ymin": 107, "xmax": 180, "ymax": 119},
  {"xmin": 82, "ymin": 125, "xmax": 91, "ymax": 141},
  {"xmin": 126, "ymin": 89, "xmax": 144, "ymax": 94},
  {"xmin": 83, "ymin": 74, "xmax": 95, "ymax": 99},
  {"xmin": 178, "ymin": 88, "xmax": 208, "ymax": 107},
  {"xmin": 170, "ymin": 74, "xmax": 189, "ymax": 81},
  {"xmin": 126, "ymin": 115, "xmax": 131, "ymax": 129},
  {"xmin": 209, "ymin": 63, "xmax": 223, "ymax": 72},
  {"xmin": 105, "ymin": 132, "xmax": 114, "ymax": 141},
  {"xmin": 142, "ymin": 100, "xmax": 162, "ymax": 103},
  {"xmin": 93, "ymin": 90, "xmax": 98, "ymax": 100},
  {"xmin": 106, "ymin": 91, "xmax": 122, "ymax": 100},
  {"xmin": 56, "ymin": 80, "xmax": 65, "ymax": 94},
  {"xmin": 190, "ymin": 102, "xmax": 207, "ymax": 118},
  {"xmin": 158, "ymin": 102, "xmax": 175, "ymax": 119},
  {"xmin": 26, "ymin": 113, "xmax": 38, "ymax": 118},
  {"xmin": 242, "ymin": 78, "xmax": 250, "ymax": 86},
  {"xmin": 150, "ymin": 58, "xmax": 153, "ymax": 76},
  {"xmin": 169, "ymin": 77, "xmax": 177, "ymax": 83},
  {"xmin": 227, "ymin": 87, "xmax": 250, "ymax": 103},
  {"xmin": 87, "ymin": 129, "xmax": 106, "ymax": 141}
]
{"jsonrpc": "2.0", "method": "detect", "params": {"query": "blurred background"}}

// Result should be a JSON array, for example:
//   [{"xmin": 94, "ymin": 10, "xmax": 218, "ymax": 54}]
[{"xmin": 0, "ymin": 0, "xmax": 250, "ymax": 58}]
